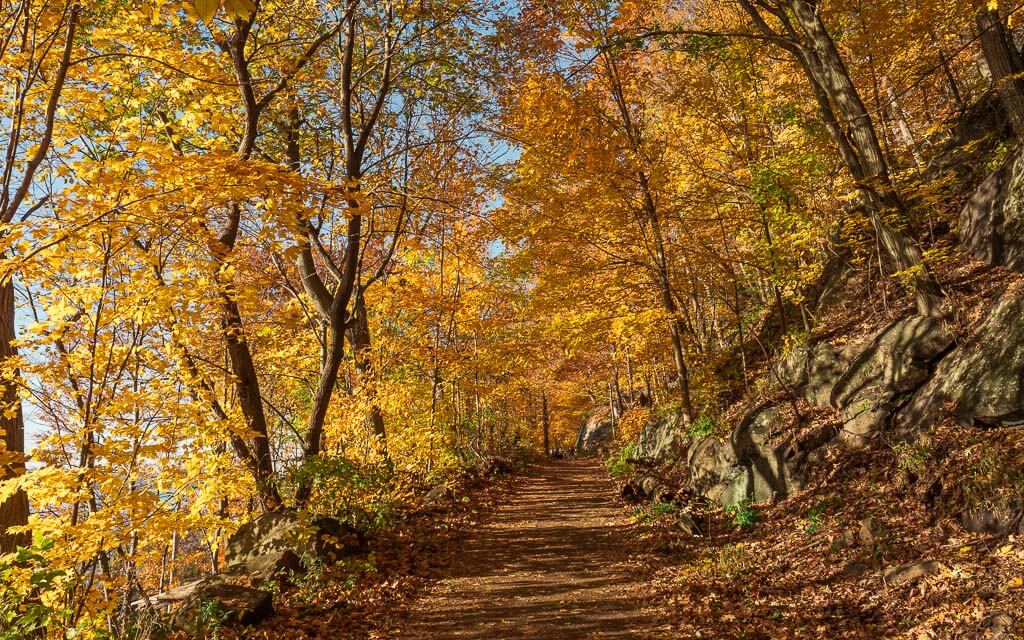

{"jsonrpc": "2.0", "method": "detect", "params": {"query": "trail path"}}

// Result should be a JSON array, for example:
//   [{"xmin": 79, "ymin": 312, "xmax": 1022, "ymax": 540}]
[{"xmin": 387, "ymin": 459, "xmax": 668, "ymax": 639}]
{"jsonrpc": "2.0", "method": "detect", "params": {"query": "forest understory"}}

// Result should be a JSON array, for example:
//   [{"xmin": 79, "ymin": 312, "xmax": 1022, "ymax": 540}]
[{"xmin": 4, "ymin": 0, "xmax": 1024, "ymax": 638}]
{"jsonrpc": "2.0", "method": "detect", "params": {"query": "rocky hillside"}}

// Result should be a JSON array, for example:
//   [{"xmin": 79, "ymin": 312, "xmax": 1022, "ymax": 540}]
[{"xmin": 590, "ymin": 100, "xmax": 1024, "ymax": 638}]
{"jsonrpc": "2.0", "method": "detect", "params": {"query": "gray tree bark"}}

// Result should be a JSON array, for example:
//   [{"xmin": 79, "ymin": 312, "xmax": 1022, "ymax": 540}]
[{"xmin": 976, "ymin": 6, "xmax": 1024, "ymax": 140}]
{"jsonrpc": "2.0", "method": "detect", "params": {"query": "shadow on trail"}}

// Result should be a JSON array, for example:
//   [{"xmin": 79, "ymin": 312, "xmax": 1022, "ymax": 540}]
[{"xmin": 393, "ymin": 460, "xmax": 663, "ymax": 640}]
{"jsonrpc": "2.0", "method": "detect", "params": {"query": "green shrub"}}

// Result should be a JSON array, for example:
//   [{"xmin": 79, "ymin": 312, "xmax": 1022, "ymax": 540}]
[
  {"xmin": 688, "ymin": 415, "xmax": 715, "ymax": 440},
  {"xmin": 605, "ymin": 442, "xmax": 637, "ymax": 481},
  {"xmin": 195, "ymin": 599, "xmax": 231, "ymax": 636},
  {"xmin": 0, "ymin": 536, "xmax": 72, "ymax": 640},
  {"xmin": 725, "ymin": 499, "xmax": 758, "ymax": 530},
  {"xmin": 631, "ymin": 499, "xmax": 680, "ymax": 525},
  {"xmin": 892, "ymin": 442, "xmax": 931, "ymax": 474},
  {"xmin": 280, "ymin": 455, "xmax": 398, "ymax": 531},
  {"xmin": 802, "ymin": 501, "xmax": 827, "ymax": 535}
]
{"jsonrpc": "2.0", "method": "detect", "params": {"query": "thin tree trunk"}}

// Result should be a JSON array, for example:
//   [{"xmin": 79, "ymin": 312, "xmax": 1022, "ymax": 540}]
[
  {"xmin": 624, "ymin": 349, "xmax": 635, "ymax": 401},
  {"xmin": 0, "ymin": 281, "xmax": 29, "ymax": 553},
  {"xmin": 931, "ymin": 30, "xmax": 965, "ymax": 111},
  {"xmin": 883, "ymin": 76, "xmax": 924, "ymax": 168},
  {"xmin": 351, "ymin": 289, "xmax": 389, "ymax": 461},
  {"xmin": 541, "ymin": 391, "xmax": 550, "ymax": 457},
  {"xmin": 638, "ymin": 173, "xmax": 695, "ymax": 424}
]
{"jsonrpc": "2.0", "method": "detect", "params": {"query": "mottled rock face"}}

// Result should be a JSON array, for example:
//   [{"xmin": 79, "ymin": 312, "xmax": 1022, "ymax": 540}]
[
  {"xmin": 776, "ymin": 341, "xmax": 848, "ymax": 408},
  {"xmin": 225, "ymin": 510, "xmax": 315, "ymax": 568},
  {"xmin": 687, "ymin": 437, "xmax": 738, "ymax": 496},
  {"xmin": 830, "ymin": 315, "xmax": 953, "ymax": 446},
  {"xmin": 902, "ymin": 294, "xmax": 1024, "ymax": 430},
  {"xmin": 171, "ymin": 580, "xmax": 274, "ymax": 630},
  {"xmin": 575, "ymin": 408, "xmax": 614, "ymax": 453},
  {"xmin": 423, "ymin": 485, "xmax": 455, "ymax": 509},
  {"xmin": 634, "ymin": 410, "xmax": 686, "ymax": 463},
  {"xmin": 225, "ymin": 509, "xmax": 364, "ymax": 578},
  {"xmin": 672, "ymin": 404, "xmax": 807, "ymax": 507},
  {"xmin": 960, "ymin": 147, "xmax": 1024, "ymax": 272}
]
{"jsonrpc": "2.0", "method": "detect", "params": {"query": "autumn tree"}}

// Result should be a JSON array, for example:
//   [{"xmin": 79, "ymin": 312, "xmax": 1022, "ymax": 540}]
[{"xmin": 0, "ymin": 0, "xmax": 80, "ymax": 553}]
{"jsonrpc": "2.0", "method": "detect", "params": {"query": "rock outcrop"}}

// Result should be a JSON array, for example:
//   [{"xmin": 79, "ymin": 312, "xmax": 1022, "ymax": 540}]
[
  {"xmin": 902, "ymin": 294, "xmax": 1024, "ymax": 429},
  {"xmin": 635, "ymin": 410, "xmax": 687, "ymax": 464},
  {"xmin": 829, "ymin": 315, "xmax": 954, "ymax": 445},
  {"xmin": 623, "ymin": 296, "xmax": 1024, "ymax": 511},
  {"xmin": 960, "ymin": 146, "xmax": 1024, "ymax": 271},
  {"xmin": 170, "ymin": 580, "xmax": 274, "ymax": 631},
  {"xmin": 777, "ymin": 340, "xmax": 849, "ymax": 407},
  {"xmin": 628, "ymin": 403, "xmax": 807, "ymax": 507},
  {"xmin": 575, "ymin": 407, "xmax": 614, "ymax": 453}
]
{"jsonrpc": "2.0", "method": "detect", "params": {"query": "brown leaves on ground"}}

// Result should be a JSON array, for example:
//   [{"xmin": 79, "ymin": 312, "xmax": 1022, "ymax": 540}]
[
  {"xmin": 209, "ymin": 473, "xmax": 515, "ymax": 640},
  {"xmin": 642, "ymin": 432, "xmax": 1024, "ymax": 639}
]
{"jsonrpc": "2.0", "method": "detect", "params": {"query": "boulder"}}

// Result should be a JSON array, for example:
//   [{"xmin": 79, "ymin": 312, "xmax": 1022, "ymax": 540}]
[
  {"xmin": 707, "ymin": 453, "xmax": 799, "ymax": 507},
  {"xmin": 635, "ymin": 410, "xmax": 687, "ymax": 463},
  {"xmin": 478, "ymin": 456, "xmax": 514, "ymax": 476},
  {"xmin": 704, "ymin": 404, "xmax": 804, "ymax": 506},
  {"xmin": 687, "ymin": 437, "xmax": 738, "ymax": 497},
  {"xmin": 731, "ymin": 403, "xmax": 782, "ymax": 459},
  {"xmin": 777, "ymin": 342, "xmax": 848, "ymax": 407},
  {"xmin": 575, "ymin": 408, "xmax": 614, "ymax": 453},
  {"xmin": 883, "ymin": 560, "xmax": 943, "ymax": 586},
  {"xmin": 423, "ymin": 485, "xmax": 455, "ymax": 510},
  {"xmin": 226, "ymin": 510, "xmax": 307, "ymax": 568},
  {"xmin": 806, "ymin": 344, "xmax": 849, "ymax": 407},
  {"xmin": 830, "ymin": 315, "xmax": 953, "ymax": 445},
  {"xmin": 675, "ymin": 512, "xmax": 702, "ymax": 536},
  {"xmin": 959, "ymin": 146, "xmax": 1024, "ymax": 271},
  {"xmin": 960, "ymin": 507, "xmax": 1023, "ymax": 536},
  {"xmin": 225, "ymin": 509, "xmax": 364, "ymax": 576},
  {"xmin": 902, "ymin": 294, "xmax": 1024, "ymax": 430},
  {"xmin": 681, "ymin": 405, "xmax": 806, "ymax": 507},
  {"xmin": 223, "ymin": 549, "xmax": 303, "ymax": 582},
  {"xmin": 170, "ymin": 579, "xmax": 273, "ymax": 630}
]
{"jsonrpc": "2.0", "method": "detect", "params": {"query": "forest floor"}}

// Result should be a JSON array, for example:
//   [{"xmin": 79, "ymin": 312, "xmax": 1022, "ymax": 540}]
[
  {"xmin": 225, "ymin": 444, "xmax": 1023, "ymax": 640},
  {"xmin": 378, "ymin": 459, "xmax": 671, "ymax": 639},
  {"xmin": 229, "ymin": 459, "xmax": 672, "ymax": 639}
]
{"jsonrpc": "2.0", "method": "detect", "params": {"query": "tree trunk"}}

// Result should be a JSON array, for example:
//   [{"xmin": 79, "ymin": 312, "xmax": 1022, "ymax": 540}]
[
  {"xmin": 883, "ymin": 77, "xmax": 924, "ymax": 168},
  {"xmin": 351, "ymin": 289, "xmax": 389, "ymax": 460},
  {"xmin": 742, "ymin": 0, "xmax": 944, "ymax": 315},
  {"xmin": 977, "ymin": 7, "xmax": 1024, "ymax": 139},
  {"xmin": 0, "ymin": 280, "xmax": 29, "ymax": 553},
  {"xmin": 931, "ymin": 30, "xmax": 966, "ymax": 111},
  {"xmin": 218, "ymin": 290, "xmax": 282, "ymax": 510},
  {"xmin": 638, "ymin": 173, "xmax": 695, "ymax": 424},
  {"xmin": 541, "ymin": 391, "xmax": 550, "ymax": 457}
]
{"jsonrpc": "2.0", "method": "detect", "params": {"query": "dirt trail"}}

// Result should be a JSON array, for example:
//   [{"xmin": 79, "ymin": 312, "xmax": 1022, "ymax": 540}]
[{"xmin": 386, "ymin": 459, "xmax": 668, "ymax": 639}]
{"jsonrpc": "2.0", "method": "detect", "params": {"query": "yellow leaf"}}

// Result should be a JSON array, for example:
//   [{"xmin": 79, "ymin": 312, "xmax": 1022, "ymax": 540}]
[
  {"xmin": 1008, "ymin": 577, "xmax": 1024, "ymax": 589},
  {"xmin": 223, "ymin": 0, "xmax": 256, "ymax": 19},
  {"xmin": 193, "ymin": 0, "xmax": 219, "ymax": 22}
]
